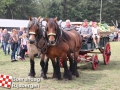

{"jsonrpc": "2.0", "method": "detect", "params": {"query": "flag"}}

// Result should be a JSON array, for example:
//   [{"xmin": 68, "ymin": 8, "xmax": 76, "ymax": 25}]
[{"xmin": 0, "ymin": 74, "xmax": 12, "ymax": 89}]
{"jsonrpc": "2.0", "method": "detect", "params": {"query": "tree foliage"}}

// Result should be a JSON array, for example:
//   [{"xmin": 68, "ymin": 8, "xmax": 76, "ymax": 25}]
[{"xmin": 0, "ymin": 0, "xmax": 119, "ymax": 25}]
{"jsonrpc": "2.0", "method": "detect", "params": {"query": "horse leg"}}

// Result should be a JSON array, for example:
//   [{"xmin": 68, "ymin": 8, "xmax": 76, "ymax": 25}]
[
  {"xmin": 40, "ymin": 60, "xmax": 47, "ymax": 79},
  {"xmin": 62, "ymin": 56, "xmax": 72, "ymax": 80},
  {"xmin": 52, "ymin": 59, "xmax": 57, "ymax": 78},
  {"xmin": 56, "ymin": 57, "xmax": 61, "ymax": 79},
  {"xmin": 40, "ymin": 54, "xmax": 47, "ymax": 79},
  {"xmin": 28, "ymin": 58, "xmax": 35, "ymax": 77},
  {"xmin": 67, "ymin": 53, "xmax": 73, "ymax": 73},
  {"xmin": 51, "ymin": 57, "xmax": 61, "ymax": 79},
  {"xmin": 73, "ymin": 52, "xmax": 79, "ymax": 77},
  {"xmin": 44, "ymin": 57, "xmax": 49, "ymax": 74}
]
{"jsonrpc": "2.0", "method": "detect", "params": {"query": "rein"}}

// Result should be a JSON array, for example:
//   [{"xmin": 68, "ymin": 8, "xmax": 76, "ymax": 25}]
[
  {"xmin": 36, "ymin": 29, "xmax": 48, "ymax": 54},
  {"xmin": 37, "ymin": 36, "xmax": 48, "ymax": 54}
]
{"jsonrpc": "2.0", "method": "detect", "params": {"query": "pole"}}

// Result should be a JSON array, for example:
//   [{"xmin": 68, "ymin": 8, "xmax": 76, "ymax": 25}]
[{"xmin": 100, "ymin": 0, "xmax": 102, "ymax": 23}]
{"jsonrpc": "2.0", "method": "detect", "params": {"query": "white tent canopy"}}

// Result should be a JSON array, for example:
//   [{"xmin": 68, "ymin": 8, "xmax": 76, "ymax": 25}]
[
  {"xmin": 0, "ymin": 19, "xmax": 66, "ymax": 28},
  {"xmin": 0, "ymin": 19, "xmax": 82, "ymax": 28},
  {"xmin": 0, "ymin": 19, "xmax": 30, "ymax": 28}
]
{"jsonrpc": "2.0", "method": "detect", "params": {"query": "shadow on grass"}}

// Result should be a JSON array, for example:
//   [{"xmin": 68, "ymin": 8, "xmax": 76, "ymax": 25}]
[
  {"xmin": 39, "ymin": 71, "xmax": 105, "ymax": 88},
  {"xmin": 77, "ymin": 60, "xmax": 120, "ymax": 71}
]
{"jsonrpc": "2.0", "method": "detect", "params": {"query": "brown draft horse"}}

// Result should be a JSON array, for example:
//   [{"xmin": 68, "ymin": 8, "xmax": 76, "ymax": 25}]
[
  {"xmin": 40, "ymin": 17, "xmax": 82, "ymax": 79},
  {"xmin": 27, "ymin": 17, "xmax": 49, "ymax": 78}
]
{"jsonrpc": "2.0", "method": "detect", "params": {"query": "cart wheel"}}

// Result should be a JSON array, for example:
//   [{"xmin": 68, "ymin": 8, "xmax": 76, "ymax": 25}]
[
  {"xmin": 103, "ymin": 42, "xmax": 111, "ymax": 65},
  {"xmin": 92, "ymin": 54, "xmax": 99, "ymax": 70}
]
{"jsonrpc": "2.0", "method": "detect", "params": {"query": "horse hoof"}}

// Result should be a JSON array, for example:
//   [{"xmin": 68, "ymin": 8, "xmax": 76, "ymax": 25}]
[
  {"xmin": 72, "ymin": 75, "xmax": 76, "ymax": 79},
  {"xmin": 68, "ymin": 72, "xmax": 72, "ymax": 80},
  {"xmin": 53, "ymin": 78, "xmax": 58, "ymax": 81},
  {"xmin": 57, "ymin": 72, "xmax": 61, "ymax": 80},
  {"xmin": 68, "ymin": 76, "xmax": 72, "ymax": 80},
  {"xmin": 40, "ymin": 75, "xmax": 47, "ymax": 79},
  {"xmin": 76, "ymin": 71, "xmax": 79, "ymax": 77},
  {"xmin": 28, "ymin": 73, "xmax": 35, "ymax": 77},
  {"xmin": 63, "ymin": 74, "xmax": 67, "ymax": 79},
  {"xmin": 57, "ymin": 76, "xmax": 62, "ymax": 80},
  {"xmin": 28, "ymin": 76, "xmax": 34, "ymax": 78},
  {"xmin": 52, "ymin": 73, "xmax": 57, "ymax": 79},
  {"xmin": 40, "ymin": 72, "xmax": 47, "ymax": 79},
  {"xmin": 63, "ymin": 74, "xmax": 72, "ymax": 80},
  {"xmin": 40, "ymin": 77, "xmax": 45, "ymax": 80}
]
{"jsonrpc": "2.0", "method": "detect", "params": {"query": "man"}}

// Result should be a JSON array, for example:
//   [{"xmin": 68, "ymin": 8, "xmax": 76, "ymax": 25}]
[
  {"xmin": 2, "ymin": 29, "xmax": 10, "ymax": 55},
  {"xmin": 64, "ymin": 19, "xmax": 74, "ymax": 30},
  {"xmin": 78, "ymin": 19, "xmax": 92, "ymax": 43},
  {"xmin": 0, "ymin": 28, "xmax": 4, "ymax": 50},
  {"xmin": 0, "ymin": 28, "xmax": 2, "ymax": 43},
  {"xmin": 17, "ymin": 26, "xmax": 24, "ymax": 58}
]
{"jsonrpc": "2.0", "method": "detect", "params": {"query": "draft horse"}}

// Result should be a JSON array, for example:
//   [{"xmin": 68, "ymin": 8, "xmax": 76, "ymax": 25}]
[
  {"xmin": 39, "ymin": 17, "xmax": 82, "ymax": 79},
  {"xmin": 27, "ymin": 17, "xmax": 49, "ymax": 78}
]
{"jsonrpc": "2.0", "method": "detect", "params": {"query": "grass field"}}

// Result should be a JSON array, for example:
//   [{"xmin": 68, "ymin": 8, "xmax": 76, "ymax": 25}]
[{"xmin": 0, "ymin": 41, "xmax": 120, "ymax": 90}]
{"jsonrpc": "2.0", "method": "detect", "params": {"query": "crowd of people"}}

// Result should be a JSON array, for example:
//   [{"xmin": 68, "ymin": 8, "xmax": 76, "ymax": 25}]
[{"xmin": 0, "ymin": 27, "xmax": 27, "ymax": 62}]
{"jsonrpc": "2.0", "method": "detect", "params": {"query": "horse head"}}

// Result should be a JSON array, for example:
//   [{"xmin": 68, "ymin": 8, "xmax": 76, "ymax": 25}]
[
  {"xmin": 27, "ymin": 17, "xmax": 41, "ymax": 44},
  {"xmin": 45, "ymin": 17, "xmax": 61, "ymax": 45}
]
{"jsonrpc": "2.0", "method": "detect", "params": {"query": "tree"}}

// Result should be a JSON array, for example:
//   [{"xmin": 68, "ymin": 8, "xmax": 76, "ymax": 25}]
[
  {"xmin": 0, "ymin": 0, "xmax": 119, "ymax": 25},
  {"xmin": 0, "ymin": 0, "xmax": 39, "ymax": 19}
]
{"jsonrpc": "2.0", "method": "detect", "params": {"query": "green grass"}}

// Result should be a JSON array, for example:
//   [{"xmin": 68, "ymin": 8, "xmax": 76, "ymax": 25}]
[{"xmin": 0, "ymin": 42, "xmax": 120, "ymax": 90}]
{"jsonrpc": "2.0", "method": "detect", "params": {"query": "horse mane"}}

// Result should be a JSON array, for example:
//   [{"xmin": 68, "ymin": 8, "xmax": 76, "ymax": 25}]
[
  {"xmin": 36, "ymin": 23, "xmax": 44, "ymax": 42},
  {"xmin": 28, "ymin": 17, "xmax": 38, "ymax": 29},
  {"xmin": 55, "ymin": 21, "xmax": 70, "ymax": 42},
  {"xmin": 61, "ymin": 30, "xmax": 70, "ymax": 41}
]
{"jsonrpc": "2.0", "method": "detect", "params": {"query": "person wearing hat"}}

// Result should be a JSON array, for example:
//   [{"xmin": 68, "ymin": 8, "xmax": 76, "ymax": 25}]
[{"xmin": 78, "ymin": 19, "xmax": 92, "ymax": 43}]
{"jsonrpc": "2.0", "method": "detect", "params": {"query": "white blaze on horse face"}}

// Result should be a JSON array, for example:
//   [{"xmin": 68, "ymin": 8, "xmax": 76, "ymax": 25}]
[
  {"xmin": 29, "ymin": 34, "xmax": 36, "ymax": 41},
  {"xmin": 48, "ymin": 29, "xmax": 56, "ymax": 42},
  {"xmin": 49, "ymin": 35, "xmax": 55, "ymax": 42}
]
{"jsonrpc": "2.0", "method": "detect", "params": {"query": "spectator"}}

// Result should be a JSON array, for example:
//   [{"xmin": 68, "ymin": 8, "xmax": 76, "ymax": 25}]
[
  {"xmin": 17, "ymin": 26, "xmax": 24, "ymax": 58},
  {"xmin": 20, "ymin": 33, "xmax": 27, "ymax": 60},
  {"xmin": 0, "ymin": 28, "xmax": 4, "ymax": 50},
  {"xmin": 2, "ymin": 29, "xmax": 10, "ymax": 55},
  {"xmin": 92, "ymin": 22, "xmax": 100, "ymax": 48},
  {"xmin": 0, "ymin": 28, "xmax": 2, "ymax": 43},
  {"xmin": 64, "ymin": 19, "xmax": 74, "ymax": 30},
  {"xmin": 89, "ymin": 21, "xmax": 93, "ymax": 27},
  {"xmin": 10, "ymin": 29, "xmax": 18, "ymax": 62}
]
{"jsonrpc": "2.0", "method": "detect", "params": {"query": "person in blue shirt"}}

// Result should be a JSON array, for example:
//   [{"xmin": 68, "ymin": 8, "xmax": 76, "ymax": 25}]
[{"xmin": 2, "ymin": 29, "xmax": 10, "ymax": 55}]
